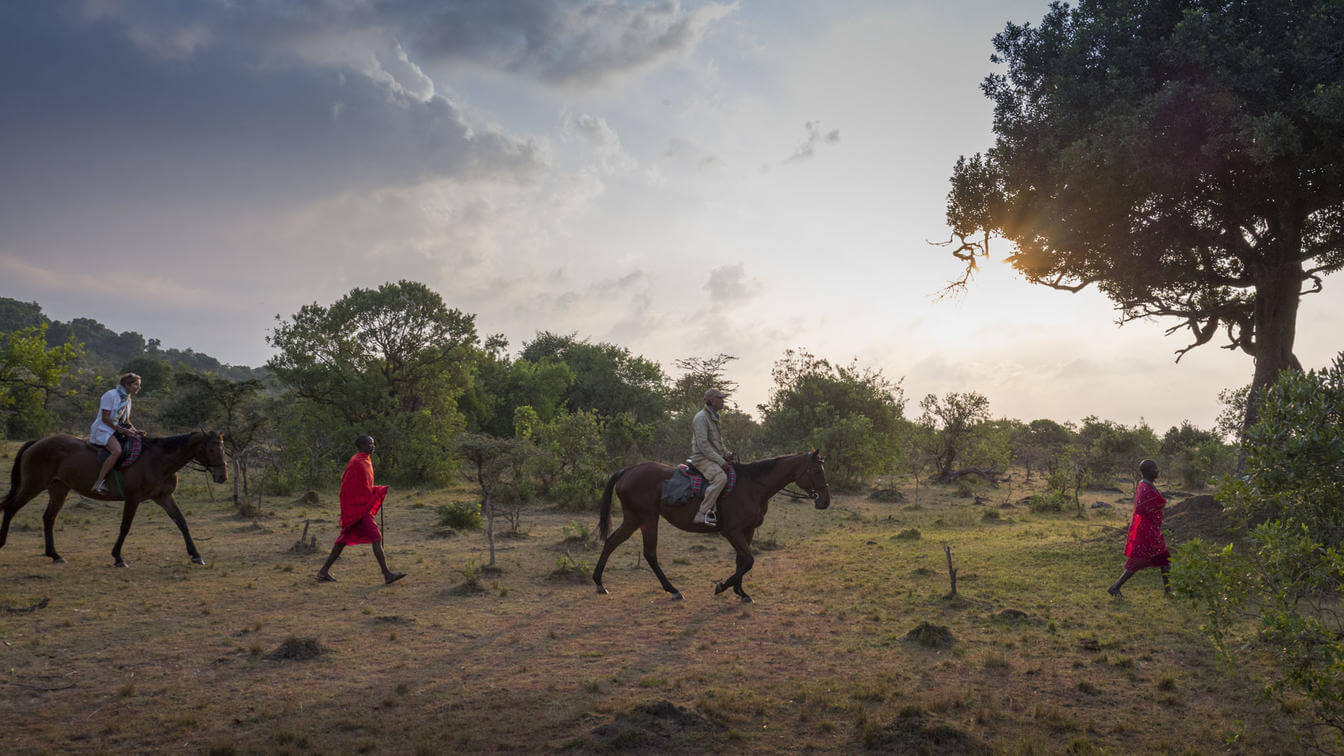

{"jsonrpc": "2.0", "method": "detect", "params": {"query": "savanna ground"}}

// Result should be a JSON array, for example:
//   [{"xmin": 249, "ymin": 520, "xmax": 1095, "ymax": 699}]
[{"xmin": 0, "ymin": 442, "xmax": 1298, "ymax": 754}]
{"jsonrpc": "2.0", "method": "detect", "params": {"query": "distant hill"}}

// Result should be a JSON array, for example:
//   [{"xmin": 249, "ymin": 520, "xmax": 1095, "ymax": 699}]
[{"xmin": 0, "ymin": 296, "xmax": 268, "ymax": 382}]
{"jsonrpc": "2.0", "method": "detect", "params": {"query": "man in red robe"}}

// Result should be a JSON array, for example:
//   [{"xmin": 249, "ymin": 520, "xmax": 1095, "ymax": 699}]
[
  {"xmin": 1108, "ymin": 458, "xmax": 1170, "ymax": 597},
  {"xmin": 315, "ymin": 435, "xmax": 405, "ymax": 584}
]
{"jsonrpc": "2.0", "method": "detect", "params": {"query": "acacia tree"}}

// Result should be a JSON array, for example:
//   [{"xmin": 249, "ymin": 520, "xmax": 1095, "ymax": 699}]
[
  {"xmin": 944, "ymin": 1, "xmax": 1344, "ymax": 432},
  {"xmin": 759, "ymin": 349, "xmax": 905, "ymax": 492},
  {"xmin": 161, "ymin": 372, "xmax": 269, "ymax": 509},
  {"xmin": 0, "ymin": 325, "xmax": 81, "ymax": 437},
  {"xmin": 672, "ymin": 353, "xmax": 739, "ymax": 407},
  {"xmin": 917, "ymin": 391, "xmax": 991, "ymax": 482},
  {"xmin": 268, "ymin": 280, "xmax": 478, "ymax": 482}
]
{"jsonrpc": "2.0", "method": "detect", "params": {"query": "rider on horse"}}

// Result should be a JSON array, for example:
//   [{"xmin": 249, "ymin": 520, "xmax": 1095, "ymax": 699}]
[
  {"xmin": 691, "ymin": 388, "xmax": 734, "ymax": 525},
  {"xmin": 90, "ymin": 372, "xmax": 145, "ymax": 494}
]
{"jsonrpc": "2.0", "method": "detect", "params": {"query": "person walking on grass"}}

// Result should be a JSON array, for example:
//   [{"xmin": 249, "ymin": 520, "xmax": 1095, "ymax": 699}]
[
  {"xmin": 315, "ymin": 435, "xmax": 405, "ymax": 585},
  {"xmin": 1108, "ymin": 458, "xmax": 1171, "ymax": 597}
]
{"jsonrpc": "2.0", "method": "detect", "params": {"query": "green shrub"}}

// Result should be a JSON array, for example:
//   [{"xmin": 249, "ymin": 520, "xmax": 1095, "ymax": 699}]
[
  {"xmin": 437, "ymin": 501, "xmax": 482, "ymax": 530},
  {"xmin": 893, "ymin": 528, "xmax": 922, "ymax": 540},
  {"xmin": 1027, "ymin": 491, "xmax": 1069, "ymax": 513},
  {"xmin": 1176, "ymin": 353, "xmax": 1344, "ymax": 750}
]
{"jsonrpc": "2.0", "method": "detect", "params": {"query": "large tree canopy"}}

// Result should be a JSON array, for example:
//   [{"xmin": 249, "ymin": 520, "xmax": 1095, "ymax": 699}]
[
  {"xmin": 945, "ymin": 0, "xmax": 1344, "ymax": 429},
  {"xmin": 267, "ymin": 280, "xmax": 478, "ymax": 480}
]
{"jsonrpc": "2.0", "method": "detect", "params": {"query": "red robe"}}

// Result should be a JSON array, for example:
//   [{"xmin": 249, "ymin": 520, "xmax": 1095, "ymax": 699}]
[
  {"xmin": 1124, "ymin": 479, "xmax": 1170, "ymax": 570},
  {"xmin": 336, "ymin": 452, "xmax": 388, "ymax": 545}
]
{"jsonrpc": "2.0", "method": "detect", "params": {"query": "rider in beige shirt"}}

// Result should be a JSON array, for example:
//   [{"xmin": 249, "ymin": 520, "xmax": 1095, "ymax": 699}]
[{"xmin": 691, "ymin": 388, "xmax": 733, "ymax": 524}]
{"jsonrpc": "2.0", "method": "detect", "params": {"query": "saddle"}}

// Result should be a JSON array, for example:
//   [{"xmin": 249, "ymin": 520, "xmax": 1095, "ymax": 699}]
[
  {"xmin": 660, "ymin": 461, "xmax": 737, "ymax": 507},
  {"xmin": 88, "ymin": 433, "xmax": 144, "ymax": 470}
]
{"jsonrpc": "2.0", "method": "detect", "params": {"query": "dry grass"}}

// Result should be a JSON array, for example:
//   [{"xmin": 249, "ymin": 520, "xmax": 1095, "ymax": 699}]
[{"xmin": 0, "ymin": 449, "xmax": 1300, "ymax": 753}]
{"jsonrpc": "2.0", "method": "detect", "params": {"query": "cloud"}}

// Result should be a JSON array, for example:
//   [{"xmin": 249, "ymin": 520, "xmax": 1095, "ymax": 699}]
[
  {"xmin": 704, "ymin": 264, "xmax": 759, "ymax": 302},
  {"xmin": 562, "ymin": 111, "xmax": 638, "ymax": 174},
  {"xmin": 772, "ymin": 120, "xmax": 842, "ymax": 168},
  {"xmin": 402, "ymin": 0, "xmax": 739, "ymax": 88}
]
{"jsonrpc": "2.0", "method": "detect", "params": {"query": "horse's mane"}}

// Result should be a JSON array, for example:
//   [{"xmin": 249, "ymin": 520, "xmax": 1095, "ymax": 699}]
[
  {"xmin": 734, "ymin": 452, "xmax": 805, "ymax": 482},
  {"xmin": 147, "ymin": 432, "xmax": 200, "ymax": 452}
]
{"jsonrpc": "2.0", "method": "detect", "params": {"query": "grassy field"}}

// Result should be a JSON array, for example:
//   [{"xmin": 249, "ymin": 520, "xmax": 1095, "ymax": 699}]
[{"xmin": 0, "ymin": 444, "xmax": 1299, "ymax": 754}]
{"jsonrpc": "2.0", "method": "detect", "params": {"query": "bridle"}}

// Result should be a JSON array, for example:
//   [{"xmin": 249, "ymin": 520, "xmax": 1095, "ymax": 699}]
[{"xmin": 780, "ymin": 453, "xmax": 828, "ymax": 501}]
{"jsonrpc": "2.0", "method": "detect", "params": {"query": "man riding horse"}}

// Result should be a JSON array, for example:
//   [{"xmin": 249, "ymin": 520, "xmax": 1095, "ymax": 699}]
[{"xmin": 691, "ymin": 388, "xmax": 734, "ymax": 525}]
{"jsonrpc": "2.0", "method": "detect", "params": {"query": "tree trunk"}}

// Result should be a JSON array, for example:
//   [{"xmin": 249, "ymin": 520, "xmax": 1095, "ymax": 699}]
[{"xmin": 1243, "ymin": 260, "xmax": 1305, "ymax": 435}]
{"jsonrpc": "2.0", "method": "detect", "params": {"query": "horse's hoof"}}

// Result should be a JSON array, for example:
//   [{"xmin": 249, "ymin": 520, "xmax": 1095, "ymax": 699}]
[
  {"xmin": 595, "ymin": 585, "xmax": 608, "ymax": 595},
  {"xmin": 50, "ymin": 556, "xmax": 66, "ymax": 564},
  {"xmin": 740, "ymin": 595, "xmax": 754, "ymax": 603},
  {"xmin": 191, "ymin": 557, "xmax": 206, "ymax": 566},
  {"xmin": 713, "ymin": 582, "xmax": 728, "ymax": 595},
  {"xmin": 114, "ymin": 560, "xmax": 128, "ymax": 568},
  {"xmin": 670, "ymin": 591, "xmax": 683, "ymax": 601}
]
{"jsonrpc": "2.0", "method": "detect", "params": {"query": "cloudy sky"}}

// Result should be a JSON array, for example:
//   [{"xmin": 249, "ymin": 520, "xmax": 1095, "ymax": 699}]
[{"xmin": 2, "ymin": 0, "xmax": 1340, "ymax": 432}]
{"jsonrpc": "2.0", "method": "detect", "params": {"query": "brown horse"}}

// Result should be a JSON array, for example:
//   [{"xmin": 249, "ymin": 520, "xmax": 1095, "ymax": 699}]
[
  {"xmin": 593, "ymin": 450, "xmax": 830, "ymax": 602},
  {"xmin": 1, "ymin": 431, "xmax": 227, "ymax": 567}
]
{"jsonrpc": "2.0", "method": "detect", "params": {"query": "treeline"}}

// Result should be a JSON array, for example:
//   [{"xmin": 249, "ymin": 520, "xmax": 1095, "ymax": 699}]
[{"xmin": 1, "ymin": 281, "xmax": 1240, "ymax": 510}]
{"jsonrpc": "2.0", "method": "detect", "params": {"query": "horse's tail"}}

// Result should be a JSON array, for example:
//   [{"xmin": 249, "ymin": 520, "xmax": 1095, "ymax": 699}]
[
  {"xmin": 598, "ymin": 468, "xmax": 626, "ymax": 540},
  {"xmin": 2, "ymin": 440, "xmax": 37, "ymax": 509}
]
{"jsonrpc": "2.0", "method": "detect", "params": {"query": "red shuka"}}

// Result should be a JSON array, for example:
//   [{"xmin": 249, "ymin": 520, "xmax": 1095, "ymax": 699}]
[
  {"xmin": 336, "ymin": 452, "xmax": 388, "ymax": 545},
  {"xmin": 1124, "ymin": 479, "xmax": 1170, "ymax": 571}
]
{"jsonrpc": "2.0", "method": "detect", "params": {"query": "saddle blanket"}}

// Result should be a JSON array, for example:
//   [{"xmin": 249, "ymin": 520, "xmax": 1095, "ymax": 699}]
[
  {"xmin": 661, "ymin": 463, "xmax": 736, "ymax": 506},
  {"xmin": 94, "ymin": 433, "xmax": 143, "ymax": 470}
]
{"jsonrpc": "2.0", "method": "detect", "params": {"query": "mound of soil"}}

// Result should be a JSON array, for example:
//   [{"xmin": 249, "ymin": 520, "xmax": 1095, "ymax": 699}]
[
  {"xmin": 268, "ymin": 637, "xmax": 325, "ymax": 661},
  {"xmin": 992, "ymin": 608, "xmax": 1030, "ymax": 624},
  {"xmin": 447, "ymin": 580, "xmax": 487, "ymax": 596},
  {"xmin": 868, "ymin": 488, "xmax": 905, "ymax": 503},
  {"xmin": 546, "ymin": 568, "xmax": 590, "ymax": 584},
  {"xmin": 906, "ymin": 622, "xmax": 955, "ymax": 648},
  {"xmin": 585, "ymin": 700, "xmax": 720, "ymax": 751},
  {"xmin": 291, "ymin": 490, "xmax": 321, "ymax": 507},
  {"xmin": 865, "ymin": 708, "xmax": 991, "ymax": 754},
  {"xmin": 1165, "ymin": 494, "xmax": 1231, "ymax": 543}
]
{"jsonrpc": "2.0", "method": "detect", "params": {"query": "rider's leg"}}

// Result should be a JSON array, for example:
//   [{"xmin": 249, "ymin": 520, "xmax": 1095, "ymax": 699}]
[
  {"xmin": 694, "ymin": 464, "xmax": 728, "ymax": 524},
  {"xmin": 93, "ymin": 436, "xmax": 122, "ymax": 493}
]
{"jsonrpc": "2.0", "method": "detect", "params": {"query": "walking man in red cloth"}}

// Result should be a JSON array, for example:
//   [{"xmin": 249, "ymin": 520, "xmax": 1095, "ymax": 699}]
[
  {"xmin": 1108, "ymin": 458, "xmax": 1170, "ymax": 597},
  {"xmin": 315, "ymin": 435, "xmax": 406, "ymax": 585}
]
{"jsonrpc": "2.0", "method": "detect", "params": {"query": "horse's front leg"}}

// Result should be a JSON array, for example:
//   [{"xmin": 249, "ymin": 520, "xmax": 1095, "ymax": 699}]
[
  {"xmin": 42, "ymin": 483, "xmax": 71, "ymax": 563},
  {"xmin": 111, "ymin": 498, "xmax": 142, "ymax": 568},
  {"xmin": 154, "ymin": 493, "xmax": 205, "ymax": 565},
  {"xmin": 713, "ymin": 529, "xmax": 755, "ymax": 602}
]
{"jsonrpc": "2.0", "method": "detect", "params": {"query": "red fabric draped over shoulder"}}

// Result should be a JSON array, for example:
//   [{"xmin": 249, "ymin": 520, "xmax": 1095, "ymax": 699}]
[
  {"xmin": 1124, "ymin": 480, "xmax": 1169, "ymax": 570},
  {"xmin": 337, "ymin": 452, "xmax": 388, "ymax": 545}
]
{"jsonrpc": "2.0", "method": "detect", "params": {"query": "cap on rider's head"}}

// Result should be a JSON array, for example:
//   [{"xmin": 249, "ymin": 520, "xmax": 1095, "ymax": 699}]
[{"xmin": 704, "ymin": 388, "xmax": 728, "ymax": 402}]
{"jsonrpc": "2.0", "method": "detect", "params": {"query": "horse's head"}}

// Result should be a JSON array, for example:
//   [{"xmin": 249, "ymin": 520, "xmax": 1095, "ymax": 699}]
[
  {"xmin": 197, "ymin": 430, "xmax": 228, "ymax": 484},
  {"xmin": 797, "ymin": 451, "xmax": 830, "ymax": 509}
]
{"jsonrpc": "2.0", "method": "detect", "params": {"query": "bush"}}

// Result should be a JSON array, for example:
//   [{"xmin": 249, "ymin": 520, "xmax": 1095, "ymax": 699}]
[
  {"xmin": 437, "ymin": 501, "xmax": 483, "ymax": 530},
  {"xmin": 1027, "ymin": 491, "xmax": 1069, "ymax": 513},
  {"xmin": 1176, "ymin": 353, "xmax": 1344, "ymax": 751}
]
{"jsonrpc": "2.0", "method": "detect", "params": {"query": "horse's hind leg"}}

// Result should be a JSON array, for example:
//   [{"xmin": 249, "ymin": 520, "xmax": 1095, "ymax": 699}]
[
  {"xmin": 592, "ymin": 516, "xmax": 640, "ymax": 594},
  {"xmin": 154, "ymin": 494, "xmax": 205, "ymax": 565},
  {"xmin": 111, "ymin": 499, "xmax": 142, "ymax": 568},
  {"xmin": 713, "ymin": 529, "xmax": 756, "ymax": 603},
  {"xmin": 41, "ymin": 483, "xmax": 71, "ymax": 563},
  {"xmin": 1, "ymin": 479, "xmax": 47, "ymax": 551},
  {"xmin": 639, "ymin": 518, "xmax": 681, "ymax": 600}
]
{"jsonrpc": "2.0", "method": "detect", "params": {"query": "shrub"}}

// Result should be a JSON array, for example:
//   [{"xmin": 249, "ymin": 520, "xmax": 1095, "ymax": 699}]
[
  {"xmin": 1027, "ymin": 491, "xmax": 1069, "ymax": 513},
  {"xmin": 437, "ymin": 501, "xmax": 482, "ymax": 531},
  {"xmin": 893, "ymin": 528, "xmax": 922, "ymax": 540},
  {"xmin": 1176, "ymin": 353, "xmax": 1344, "ymax": 751}
]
